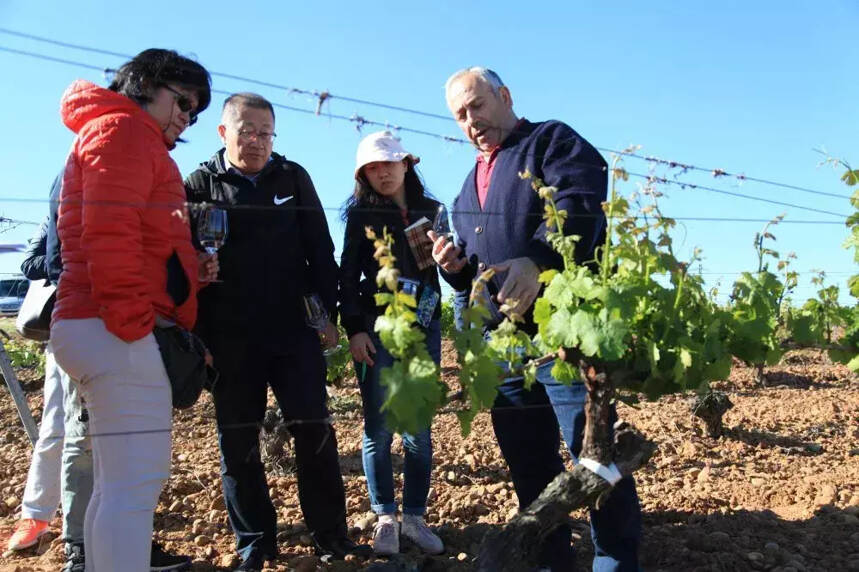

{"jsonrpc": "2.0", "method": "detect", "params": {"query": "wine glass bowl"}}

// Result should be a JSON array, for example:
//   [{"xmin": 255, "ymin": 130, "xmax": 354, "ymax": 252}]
[
  {"xmin": 197, "ymin": 205, "xmax": 228, "ymax": 282},
  {"xmin": 198, "ymin": 206, "xmax": 228, "ymax": 254},
  {"xmin": 303, "ymin": 294, "xmax": 329, "ymax": 331},
  {"xmin": 433, "ymin": 204, "xmax": 454, "ymax": 242}
]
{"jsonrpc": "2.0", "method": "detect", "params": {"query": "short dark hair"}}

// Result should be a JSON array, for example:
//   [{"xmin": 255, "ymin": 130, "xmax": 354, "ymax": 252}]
[
  {"xmin": 109, "ymin": 48, "xmax": 211, "ymax": 114},
  {"xmin": 222, "ymin": 92, "xmax": 276, "ymax": 123}
]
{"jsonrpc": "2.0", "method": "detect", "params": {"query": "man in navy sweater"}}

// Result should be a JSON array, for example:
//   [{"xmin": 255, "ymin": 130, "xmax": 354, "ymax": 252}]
[{"xmin": 430, "ymin": 67, "xmax": 642, "ymax": 571}]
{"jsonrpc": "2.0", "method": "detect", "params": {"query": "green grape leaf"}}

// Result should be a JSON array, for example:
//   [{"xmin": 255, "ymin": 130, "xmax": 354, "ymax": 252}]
[
  {"xmin": 379, "ymin": 359, "xmax": 442, "ymax": 436},
  {"xmin": 543, "ymin": 272, "xmax": 575, "ymax": 308},
  {"xmin": 456, "ymin": 409, "xmax": 476, "ymax": 437},
  {"xmin": 396, "ymin": 291, "xmax": 418, "ymax": 308},
  {"xmin": 468, "ymin": 353, "xmax": 504, "ymax": 407},
  {"xmin": 569, "ymin": 309, "xmax": 601, "ymax": 356},
  {"xmin": 533, "ymin": 297, "xmax": 553, "ymax": 325},
  {"xmin": 764, "ymin": 348, "xmax": 783, "ymax": 366},
  {"xmin": 841, "ymin": 169, "xmax": 859, "ymax": 186},
  {"xmin": 703, "ymin": 355, "xmax": 733, "ymax": 381},
  {"xmin": 550, "ymin": 359, "xmax": 579, "ymax": 383},
  {"xmin": 680, "ymin": 347, "xmax": 693, "ymax": 368}
]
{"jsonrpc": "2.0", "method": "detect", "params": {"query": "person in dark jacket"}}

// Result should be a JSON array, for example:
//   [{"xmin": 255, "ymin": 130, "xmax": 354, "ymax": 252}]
[
  {"xmin": 339, "ymin": 131, "xmax": 444, "ymax": 556},
  {"xmin": 430, "ymin": 67, "xmax": 642, "ymax": 572},
  {"xmin": 9, "ymin": 212, "xmax": 93, "ymax": 572},
  {"xmin": 185, "ymin": 92, "xmax": 369, "ymax": 571}
]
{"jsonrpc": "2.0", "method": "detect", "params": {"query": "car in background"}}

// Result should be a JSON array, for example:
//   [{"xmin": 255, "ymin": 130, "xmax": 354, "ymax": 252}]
[{"xmin": 0, "ymin": 276, "xmax": 29, "ymax": 317}]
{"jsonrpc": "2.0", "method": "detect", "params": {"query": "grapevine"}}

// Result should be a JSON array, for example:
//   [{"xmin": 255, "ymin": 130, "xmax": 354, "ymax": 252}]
[
  {"xmin": 724, "ymin": 215, "xmax": 794, "ymax": 385},
  {"xmin": 364, "ymin": 226, "xmax": 446, "ymax": 436},
  {"xmin": 365, "ymin": 150, "xmax": 859, "ymax": 571}
]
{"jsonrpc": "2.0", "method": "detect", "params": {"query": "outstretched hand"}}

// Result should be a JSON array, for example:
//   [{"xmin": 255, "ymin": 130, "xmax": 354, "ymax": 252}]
[{"xmin": 491, "ymin": 257, "xmax": 540, "ymax": 317}]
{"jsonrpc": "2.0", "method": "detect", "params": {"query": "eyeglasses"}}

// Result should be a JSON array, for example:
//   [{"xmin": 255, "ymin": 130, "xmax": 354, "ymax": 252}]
[
  {"xmin": 161, "ymin": 84, "xmax": 198, "ymax": 126},
  {"xmin": 236, "ymin": 128, "xmax": 277, "ymax": 143}
]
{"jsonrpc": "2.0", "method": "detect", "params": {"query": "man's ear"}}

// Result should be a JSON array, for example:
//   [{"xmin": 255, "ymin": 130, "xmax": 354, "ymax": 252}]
[
  {"xmin": 499, "ymin": 85, "xmax": 513, "ymax": 109},
  {"xmin": 217, "ymin": 124, "xmax": 227, "ymax": 144}
]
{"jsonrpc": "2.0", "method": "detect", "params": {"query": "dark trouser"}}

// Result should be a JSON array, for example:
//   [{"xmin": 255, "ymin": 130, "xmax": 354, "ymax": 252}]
[
  {"xmin": 491, "ymin": 362, "xmax": 642, "ymax": 572},
  {"xmin": 211, "ymin": 330, "xmax": 347, "ymax": 561}
]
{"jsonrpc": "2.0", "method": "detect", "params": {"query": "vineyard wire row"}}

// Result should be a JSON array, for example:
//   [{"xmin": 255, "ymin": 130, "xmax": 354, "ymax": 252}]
[{"xmin": 0, "ymin": 35, "xmax": 850, "ymax": 200}]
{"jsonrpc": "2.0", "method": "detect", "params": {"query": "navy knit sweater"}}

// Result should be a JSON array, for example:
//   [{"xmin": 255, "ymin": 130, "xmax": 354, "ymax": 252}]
[{"xmin": 442, "ymin": 119, "xmax": 608, "ymax": 332}]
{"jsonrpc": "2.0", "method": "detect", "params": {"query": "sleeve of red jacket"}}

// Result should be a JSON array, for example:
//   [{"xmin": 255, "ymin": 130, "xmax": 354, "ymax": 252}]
[{"xmin": 78, "ymin": 115, "xmax": 155, "ymax": 342}]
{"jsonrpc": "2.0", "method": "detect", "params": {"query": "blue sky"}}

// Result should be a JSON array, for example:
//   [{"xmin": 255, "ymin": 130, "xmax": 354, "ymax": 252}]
[{"xmin": 0, "ymin": 0, "xmax": 856, "ymax": 304}]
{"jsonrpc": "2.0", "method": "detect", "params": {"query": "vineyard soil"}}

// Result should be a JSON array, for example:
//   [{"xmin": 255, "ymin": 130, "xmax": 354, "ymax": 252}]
[{"xmin": 0, "ymin": 338, "xmax": 857, "ymax": 571}]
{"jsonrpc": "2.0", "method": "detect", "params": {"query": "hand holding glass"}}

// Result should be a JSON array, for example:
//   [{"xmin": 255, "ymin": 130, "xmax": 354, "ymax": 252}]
[{"xmin": 303, "ymin": 293, "xmax": 342, "ymax": 357}]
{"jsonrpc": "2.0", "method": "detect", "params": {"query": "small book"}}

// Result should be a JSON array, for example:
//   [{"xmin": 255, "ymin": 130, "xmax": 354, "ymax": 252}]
[{"xmin": 404, "ymin": 216, "xmax": 434, "ymax": 271}]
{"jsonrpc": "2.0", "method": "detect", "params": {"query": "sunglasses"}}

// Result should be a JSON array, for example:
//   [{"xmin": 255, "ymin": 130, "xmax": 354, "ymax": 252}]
[{"xmin": 161, "ymin": 84, "xmax": 198, "ymax": 126}]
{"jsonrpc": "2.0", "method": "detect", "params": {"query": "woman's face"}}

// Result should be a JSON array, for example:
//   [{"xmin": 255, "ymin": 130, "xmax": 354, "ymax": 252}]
[
  {"xmin": 144, "ymin": 84, "xmax": 199, "ymax": 147},
  {"xmin": 362, "ymin": 160, "xmax": 408, "ymax": 199}
]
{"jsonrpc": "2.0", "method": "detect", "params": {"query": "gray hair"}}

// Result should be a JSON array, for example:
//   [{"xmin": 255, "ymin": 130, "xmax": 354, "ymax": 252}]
[
  {"xmin": 444, "ymin": 67, "xmax": 506, "ymax": 97},
  {"xmin": 221, "ymin": 92, "xmax": 275, "ymax": 124}
]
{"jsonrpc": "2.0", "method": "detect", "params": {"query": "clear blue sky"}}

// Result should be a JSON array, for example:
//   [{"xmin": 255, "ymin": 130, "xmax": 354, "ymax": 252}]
[{"xmin": 0, "ymin": 1, "xmax": 856, "ymax": 305}]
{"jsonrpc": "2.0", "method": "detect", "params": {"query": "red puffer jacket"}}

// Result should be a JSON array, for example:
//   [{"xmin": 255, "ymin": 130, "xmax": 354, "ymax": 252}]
[{"xmin": 53, "ymin": 80, "xmax": 199, "ymax": 342}]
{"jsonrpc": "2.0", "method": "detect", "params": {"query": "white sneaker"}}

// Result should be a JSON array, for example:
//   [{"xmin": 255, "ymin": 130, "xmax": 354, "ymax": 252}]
[
  {"xmin": 372, "ymin": 514, "xmax": 400, "ymax": 555},
  {"xmin": 401, "ymin": 514, "xmax": 444, "ymax": 554}
]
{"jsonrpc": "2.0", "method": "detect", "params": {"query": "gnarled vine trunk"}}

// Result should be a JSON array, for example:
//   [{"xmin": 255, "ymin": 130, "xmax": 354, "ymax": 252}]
[
  {"xmin": 476, "ymin": 361, "xmax": 656, "ymax": 571},
  {"xmin": 690, "ymin": 390, "xmax": 733, "ymax": 438}
]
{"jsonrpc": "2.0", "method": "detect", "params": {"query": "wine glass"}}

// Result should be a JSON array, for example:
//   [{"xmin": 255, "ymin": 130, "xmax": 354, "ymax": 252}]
[
  {"xmin": 433, "ymin": 204, "xmax": 454, "ymax": 242},
  {"xmin": 303, "ymin": 293, "xmax": 342, "ymax": 357},
  {"xmin": 197, "ymin": 206, "xmax": 228, "ymax": 282}
]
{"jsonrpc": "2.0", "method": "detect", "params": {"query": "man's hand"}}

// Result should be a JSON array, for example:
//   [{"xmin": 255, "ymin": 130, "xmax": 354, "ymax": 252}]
[
  {"xmin": 427, "ymin": 230, "xmax": 466, "ymax": 274},
  {"xmin": 491, "ymin": 257, "xmax": 541, "ymax": 316},
  {"xmin": 198, "ymin": 252, "xmax": 219, "ymax": 282},
  {"xmin": 320, "ymin": 321, "xmax": 339, "ymax": 350},
  {"xmin": 349, "ymin": 332, "xmax": 376, "ymax": 367}
]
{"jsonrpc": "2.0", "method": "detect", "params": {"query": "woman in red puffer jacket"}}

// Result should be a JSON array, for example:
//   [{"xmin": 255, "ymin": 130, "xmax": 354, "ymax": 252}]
[{"xmin": 50, "ymin": 49, "xmax": 213, "ymax": 572}]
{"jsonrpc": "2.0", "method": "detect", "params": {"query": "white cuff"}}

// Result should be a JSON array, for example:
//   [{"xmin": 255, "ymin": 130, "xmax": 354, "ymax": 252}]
[{"xmin": 578, "ymin": 457, "xmax": 623, "ymax": 485}]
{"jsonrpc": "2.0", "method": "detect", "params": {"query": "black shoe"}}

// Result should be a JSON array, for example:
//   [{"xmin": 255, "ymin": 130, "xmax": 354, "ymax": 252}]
[
  {"xmin": 150, "ymin": 541, "xmax": 191, "ymax": 571},
  {"xmin": 312, "ymin": 533, "xmax": 373, "ymax": 561},
  {"xmin": 62, "ymin": 543, "xmax": 85, "ymax": 572},
  {"xmin": 234, "ymin": 552, "xmax": 272, "ymax": 571}
]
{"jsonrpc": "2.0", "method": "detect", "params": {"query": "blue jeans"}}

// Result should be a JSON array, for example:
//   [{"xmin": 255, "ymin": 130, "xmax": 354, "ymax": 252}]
[
  {"xmin": 357, "ymin": 319, "xmax": 440, "ymax": 515},
  {"xmin": 491, "ymin": 361, "xmax": 642, "ymax": 572}
]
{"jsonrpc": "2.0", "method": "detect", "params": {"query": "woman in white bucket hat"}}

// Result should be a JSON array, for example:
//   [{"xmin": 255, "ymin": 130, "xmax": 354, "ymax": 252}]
[{"xmin": 338, "ymin": 131, "xmax": 445, "ymax": 556}]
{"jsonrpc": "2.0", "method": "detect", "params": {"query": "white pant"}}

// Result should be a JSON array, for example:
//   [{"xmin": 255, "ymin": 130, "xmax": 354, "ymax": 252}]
[
  {"xmin": 20, "ymin": 344, "xmax": 64, "ymax": 522},
  {"xmin": 52, "ymin": 318, "xmax": 172, "ymax": 572}
]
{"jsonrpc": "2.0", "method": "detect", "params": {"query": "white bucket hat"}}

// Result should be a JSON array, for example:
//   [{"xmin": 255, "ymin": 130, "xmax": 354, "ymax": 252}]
[{"xmin": 354, "ymin": 131, "xmax": 420, "ymax": 179}]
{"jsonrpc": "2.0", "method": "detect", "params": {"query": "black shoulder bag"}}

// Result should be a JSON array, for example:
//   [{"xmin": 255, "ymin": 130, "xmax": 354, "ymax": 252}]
[{"xmin": 153, "ymin": 324, "xmax": 218, "ymax": 409}]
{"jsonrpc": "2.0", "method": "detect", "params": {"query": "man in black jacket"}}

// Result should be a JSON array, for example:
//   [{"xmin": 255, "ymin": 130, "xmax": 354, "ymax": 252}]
[{"xmin": 185, "ymin": 93, "xmax": 368, "ymax": 571}]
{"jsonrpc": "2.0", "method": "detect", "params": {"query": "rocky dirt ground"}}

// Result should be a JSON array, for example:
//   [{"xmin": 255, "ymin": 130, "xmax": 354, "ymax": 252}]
[{"xmin": 0, "ymin": 330, "xmax": 857, "ymax": 571}]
